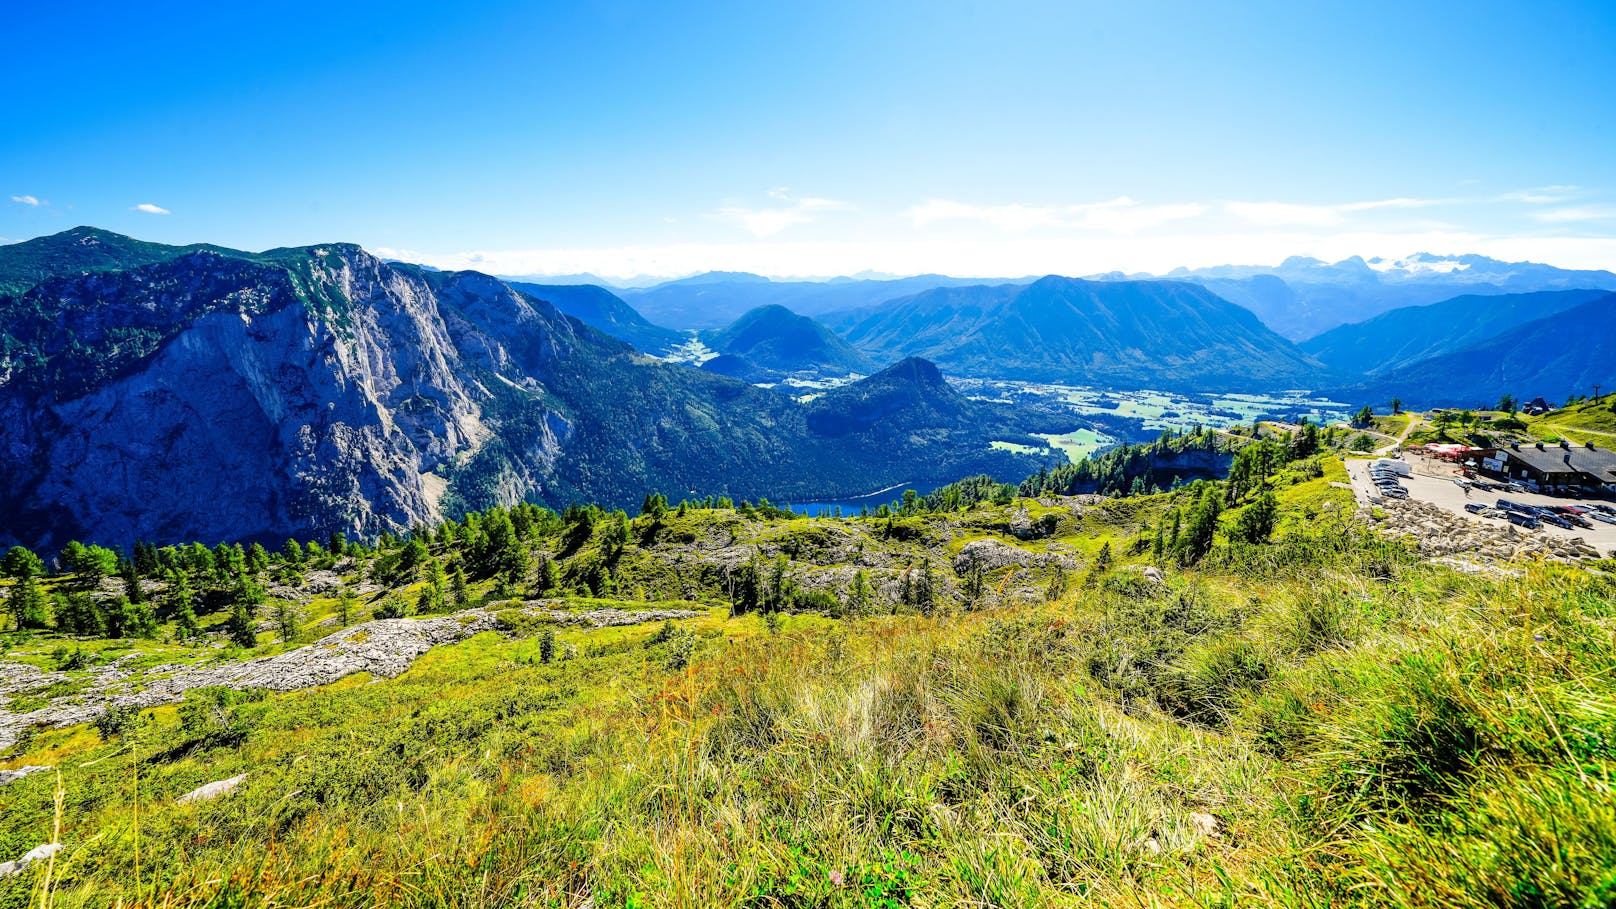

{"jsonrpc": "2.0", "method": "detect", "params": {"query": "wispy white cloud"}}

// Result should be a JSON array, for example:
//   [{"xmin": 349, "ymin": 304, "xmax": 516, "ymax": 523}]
[
  {"xmin": 373, "ymin": 228, "xmax": 1616, "ymax": 285},
  {"xmin": 1495, "ymin": 185, "xmax": 1582, "ymax": 204},
  {"xmin": 1225, "ymin": 197, "xmax": 1441, "ymax": 227},
  {"xmin": 10, "ymin": 194, "xmax": 44, "ymax": 207},
  {"xmin": 1529, "ymin": 205, "xmax": 1616, "ymax": 224},
  {"xmin": 131, "ymin": 203, "xmax": 170, "ymax": 215},
  {"xmin": 716, "ymin": 188, "xmax": 847, "ymax": 236},
  {"xmin": 375, "ymin": 185, "xmax": 1616, "ymax": 283},
  {"xmin": 905, "ymin": 199, "xmax": 1063, "ymax": 232},
  {"xmin": 907, "ymin": 197, "xmax": 1206, "ymax": 233},
  {"xmin": 1068, "ymin": 197, "xmax": 1206, "ymax": 232}
]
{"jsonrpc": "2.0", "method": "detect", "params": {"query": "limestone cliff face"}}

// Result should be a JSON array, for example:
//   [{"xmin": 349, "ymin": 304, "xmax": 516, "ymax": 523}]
[
  {"xmin": 0, "ymin": 246, "xmax": 569, "ymax": 548},
  {"xmin": 0, "ymin": 231, "xmax": 1051, "ymax": 550},
  {"xmin": 1148, "ymin": 447, "xmax": 1235, "ymax": 481}
]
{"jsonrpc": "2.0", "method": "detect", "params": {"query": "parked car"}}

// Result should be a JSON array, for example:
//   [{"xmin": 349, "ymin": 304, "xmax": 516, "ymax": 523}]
[
  {"xmin": 1590, "ymin": 512, "xmax": 1616, "ymax": 525},
  {"xmin": 1506, "ymin": 511, "xmax": 1540, "ymax": 529},
  {"xmin": 1497, "ymin": 498, "xmax": 1525, "ymax": 513},
  {"xmin": 1540, "ymin": 513, "xmax": 1574, "ymax": 529},
  {"xmin": 1463, "ymin": 502, "xmax": 1487, "ymax": 514},
  {"xmin": 1380, "ymin": 487, "xmax": 1409, "ymax": 498}
]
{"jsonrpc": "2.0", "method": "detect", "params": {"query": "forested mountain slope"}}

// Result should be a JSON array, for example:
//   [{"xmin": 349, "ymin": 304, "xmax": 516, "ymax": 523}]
[
  {"xmin": 840, "ymin": 275, "xmax": 1326, "ymax": 391},
  {"xmin": 0, "ymin": 230, "xmax": 1048, "ymax": 549}
]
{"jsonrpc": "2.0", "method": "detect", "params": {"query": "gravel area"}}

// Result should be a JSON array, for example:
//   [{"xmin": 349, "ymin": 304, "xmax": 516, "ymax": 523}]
[{"xmin": 1347, "ymin": 457, "xmax": 1616, "ymax": 558}]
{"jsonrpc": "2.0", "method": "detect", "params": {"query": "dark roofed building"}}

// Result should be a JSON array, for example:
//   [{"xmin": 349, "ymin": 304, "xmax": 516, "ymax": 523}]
[
  {"xmin": 1522, "ymin": 397, "xmax": 1554, "ymax": 416},
  {"xmin": 1480, "ymin": 440, "xmax": 1616, "ymax": 490}
]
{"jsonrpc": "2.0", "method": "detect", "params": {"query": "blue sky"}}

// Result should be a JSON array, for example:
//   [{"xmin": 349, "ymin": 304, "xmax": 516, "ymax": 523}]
[{"xmin": 4, "ymin": 0, "xmax": 1616, "ymax": 278}]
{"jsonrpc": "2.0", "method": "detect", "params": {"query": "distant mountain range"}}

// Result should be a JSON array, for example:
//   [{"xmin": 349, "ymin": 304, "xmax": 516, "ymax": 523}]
[
  {"xmin": 620, "ymin": 271, "xmax": 1017, "ymax": 329},
  {"xmin": 507, "ymin": 281, "xmax": 685, "ymax": 356},
  {"xmin": 839, "ymin": 276, "xmax": 1327, "ymax": 390},
  {"xmin": 1301, "ymin": 289, "xmax": 1611, "ymax": 376},
  {"xmin": 5, "ymin": 226, "xmax": 1613, "ymax": 546},
  {"xmin": 1114, "ymin": 254, "xmax": 1616, "ymax": 341},
  {"xmin": 705, "ymin": 305, "xmax": 876, "ymax": 378},
  {"xmin": 1321, "ymin": 291, "xmax": 1616, "ymax": 409},
  {"xmin": 0, "ymin": 228, "xmax": 1051, "ymax": 548}
]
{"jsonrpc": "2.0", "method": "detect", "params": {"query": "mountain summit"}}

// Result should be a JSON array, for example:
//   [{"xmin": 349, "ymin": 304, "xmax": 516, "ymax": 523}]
[
  {"xmin": 0, "ymin": 229, "xmax": 1049, "ymax": 548},
  {"xmin": 841, "ymin": 276, "xmax": 1325, "ymax": 391},
  {"xmin": 707, "ymin": 305, "xmax": 877, "ymax": 377}
]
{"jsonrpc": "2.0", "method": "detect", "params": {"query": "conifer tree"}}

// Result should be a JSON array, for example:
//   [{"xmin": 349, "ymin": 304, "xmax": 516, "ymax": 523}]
[
  {"xmin": 170, "ymin": 572, "xmax": 200, "ymax": 640},
  {"xmin": 121, "ymin": 556, "xmax": 144, "ymax": 604},
  {"xmin": 1177, "ymin": 486, "xmax": 1223, "ymax": 566},
  {"xmin": 2, "ymin": 545, "xmax": 43, "ymax": 581},
  {"xmin": 451, "ymin": 565, "xmax": 471, "ymax": 609},
  {"xmin": 8, "ymin": 574, "xmax": 50, "ymax": 630}
]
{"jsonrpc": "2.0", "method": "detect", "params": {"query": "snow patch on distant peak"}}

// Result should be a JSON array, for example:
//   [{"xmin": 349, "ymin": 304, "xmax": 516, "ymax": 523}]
[{"xmin": 1365, "ymin": 254, "xmax": 1471, "ymax": 275}]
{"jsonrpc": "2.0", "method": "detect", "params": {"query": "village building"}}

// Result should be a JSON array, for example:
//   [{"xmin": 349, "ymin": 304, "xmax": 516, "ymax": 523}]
[{"xmin": 1477, "ymin": 440, "xmax": 1616, "ymax": 491}]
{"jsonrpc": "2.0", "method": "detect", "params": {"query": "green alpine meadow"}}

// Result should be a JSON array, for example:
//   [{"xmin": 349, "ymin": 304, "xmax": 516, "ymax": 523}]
[
  {"xmin": 4, "ymin": 427, "xmax": 1616, "ymax": 906},
  {"xmin": 6, "ymin": 3, "xmax": 1616, "ymax": 906}
]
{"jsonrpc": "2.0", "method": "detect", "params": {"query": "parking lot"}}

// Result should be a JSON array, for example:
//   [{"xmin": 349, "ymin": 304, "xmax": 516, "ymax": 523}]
[{"xmin": 1345, "ymin": 457, "xmax": 1616, "ymax": 554}]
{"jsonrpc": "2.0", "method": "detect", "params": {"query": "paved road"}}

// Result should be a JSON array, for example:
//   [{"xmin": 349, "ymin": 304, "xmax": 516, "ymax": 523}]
[{"xmin": 1345, "ymin": 457, "xmax": 1616, "ymax": 553}]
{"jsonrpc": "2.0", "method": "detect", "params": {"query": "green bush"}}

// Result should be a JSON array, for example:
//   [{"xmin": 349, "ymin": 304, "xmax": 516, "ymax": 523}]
[{"xmin": 178, "ymin": 686, "xmax": 268, "ymax": 746}]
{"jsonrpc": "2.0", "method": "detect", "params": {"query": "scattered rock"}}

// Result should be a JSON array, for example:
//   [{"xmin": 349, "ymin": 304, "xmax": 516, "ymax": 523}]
[
  {"xmin": 1142, "ymin": 566, "xmax": 1165, "ymax": 583},
  {"xmin": 0, "ymin": 843, "xmax": 61, "ymax": 878},
  {"xmin": 520, "ymin": 606, "xmax": 706, "ymax": 628},
  {"xmin": 1361, "ymin": 498, "xmax": 1603, "ymax": 566},
  {"xmin": 0, "ymin": 765, "xmax": 52, "ymax": 787},
  {"xmin": 954, "ymin": 539, "xmax": 1035, "ymax": 571},
  {"xmin": 0, "ymin": 605, "xmax": 704, "ymax": 752},
  {"xmin": 177, "ymin": 773, "xmax": 247, "ymax": 804},
  {"xmin": 1188, "ymin": 811, "xmax": 1220, "ymax": 839}
]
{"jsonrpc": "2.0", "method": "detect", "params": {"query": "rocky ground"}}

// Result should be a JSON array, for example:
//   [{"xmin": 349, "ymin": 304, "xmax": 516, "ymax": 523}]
[
  {"xmin": 0, "ymin": 604, "xmax": 702, "ymax": 755},
  {"xmin": 1361, "ymin": 497, "xmax": 1607, "ymax": 566}
]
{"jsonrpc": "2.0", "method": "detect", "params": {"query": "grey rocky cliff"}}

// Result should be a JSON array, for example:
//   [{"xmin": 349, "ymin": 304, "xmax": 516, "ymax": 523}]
[
  {"xmin": 2, "ymin": 247, "xmax": 568, "ymax": 547},
  {"xmin": 0, "ymin": 230, "xmax": 1049, "ymax": 549}
]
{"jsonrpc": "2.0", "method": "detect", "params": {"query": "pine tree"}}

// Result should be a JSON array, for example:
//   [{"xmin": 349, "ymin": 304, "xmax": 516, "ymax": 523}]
[
  {"xmin": 56, "ymin": 592, "xmax": 104, "ymax": 637},
  {"xmin": 227, "ymin": 576, "xmax": 265, "ymax": 648},
  {"xmin": 246, "ymin": 543, "xmax": 270, "ymax": 574},
  {"xmin": 451, "ymin": 566, "xmax": 471, "ymax": 609},
  {"xmin": 913, "ymin": 560, "xmax": 936, "ymax": 617},
  {"xmin": 170, "ymin": 572, "xmax": 200, "ymax": 640},
  {"xmin": 273, "ymin": 599, "xmax": 301, "ymax": 644},
  {"xmin": 846, "ymin": 570, "xmax": 872, "ymax": 617},
  {"xmin": 958, "ymin": 555, "xmax": 986, "ymax": 609},
  {"xmin": 8, "ymin": 574, "xmax": 50, "ymax": 630},
  {"xmin": 1177, "ymin": 486, "xmax": 1223, "ymax": 566},
  {"xmin": 1044, "ymin": 565, "xmax": 1069, "ymax": 603},
  {"xmin": 1232, "ymin": 491, "xmax": 1279, "ymax": 545},
  {"xmin": 121, "ymin": 557, "xmax": 144, "ymax": 604},
  {"xmin": 2, "ymin": 545, "xmax": 43, "ymax": 581}
]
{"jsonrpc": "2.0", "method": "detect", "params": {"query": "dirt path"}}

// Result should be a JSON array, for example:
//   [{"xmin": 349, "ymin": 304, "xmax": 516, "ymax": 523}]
[{"xmin": 1372, "ymin": 415, "xmax": 1421, "ymax": 455}]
